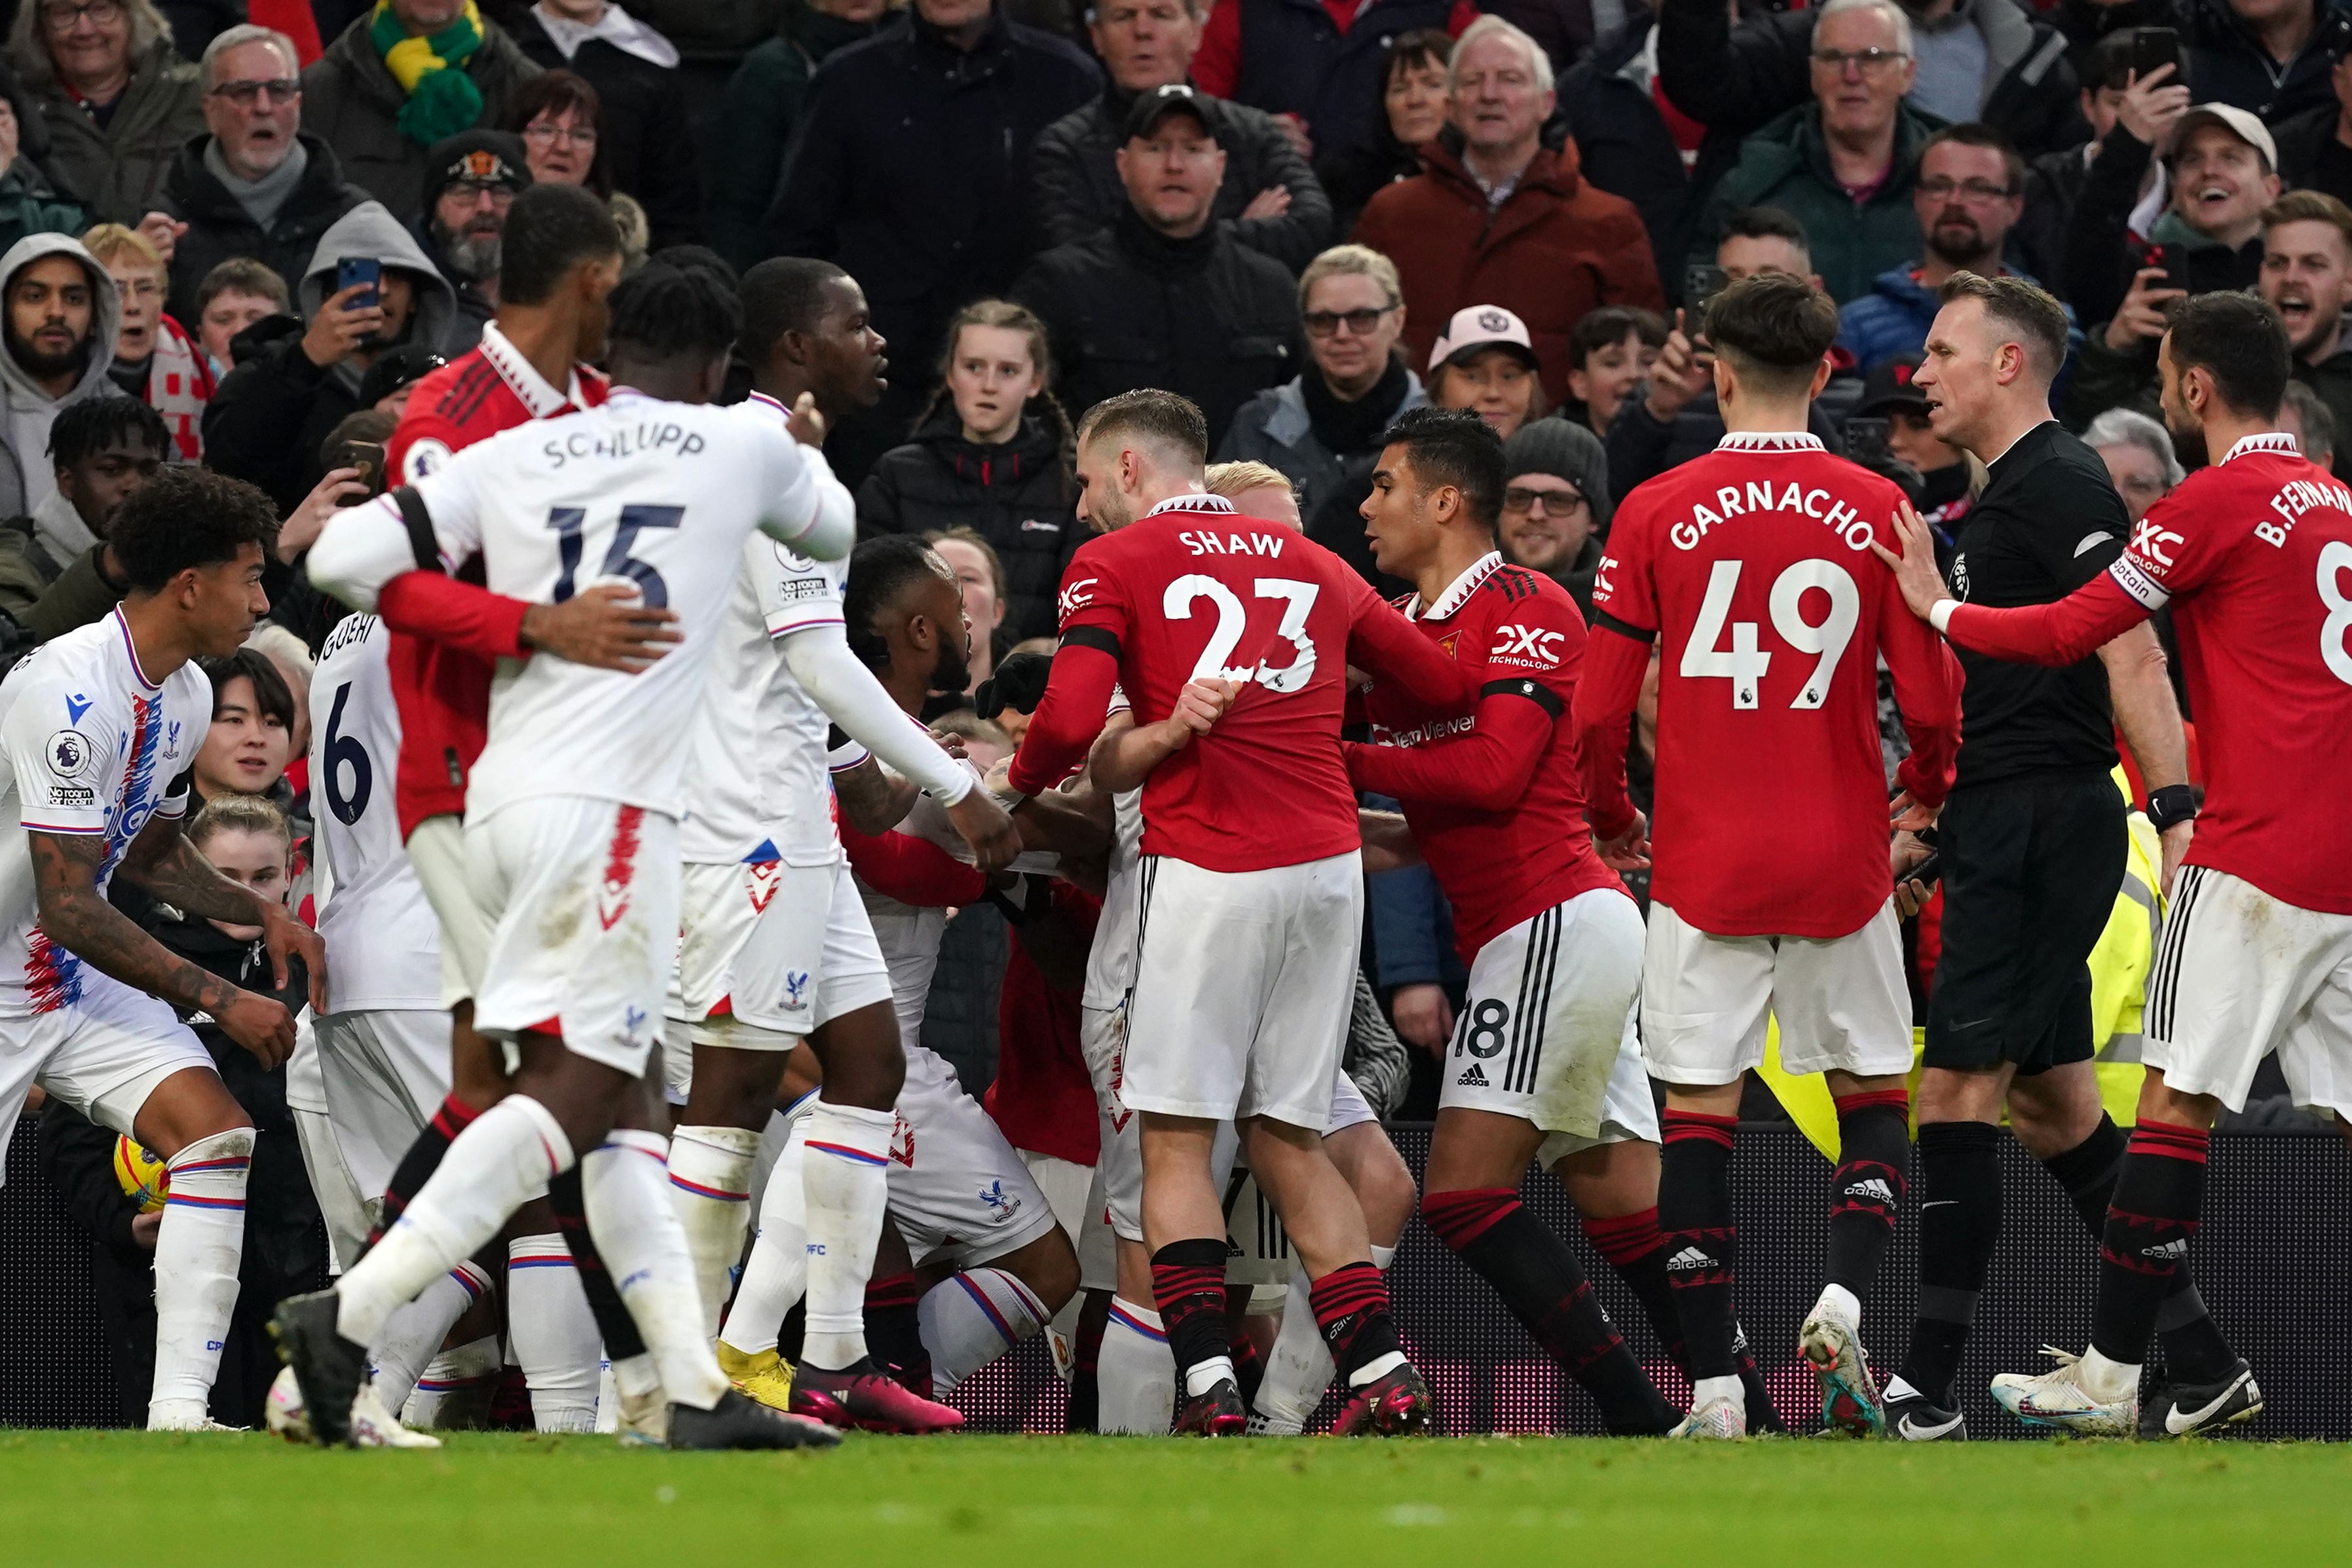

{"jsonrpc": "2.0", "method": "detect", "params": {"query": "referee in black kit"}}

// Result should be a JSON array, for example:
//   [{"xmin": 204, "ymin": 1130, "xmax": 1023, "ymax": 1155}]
[{"xmin": 1873, "ymin": 274, "xmax": 2257, "ymax": 1439}]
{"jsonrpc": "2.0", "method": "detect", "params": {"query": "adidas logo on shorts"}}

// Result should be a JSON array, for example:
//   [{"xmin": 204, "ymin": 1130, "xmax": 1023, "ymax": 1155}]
[
  {"xmin": 1457, "ymin": 1064, "xmax": 1489, "ymax": 1087},
  {"xmin": 1665, "ymin": 1246, "xmax": 1715, "ymax": 1271}
]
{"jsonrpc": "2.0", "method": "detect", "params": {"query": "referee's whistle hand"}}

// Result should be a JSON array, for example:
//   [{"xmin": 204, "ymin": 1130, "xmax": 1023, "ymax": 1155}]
[{"xmin": 521, "ymin": 584, "xmax": 684, "ymax": 672}]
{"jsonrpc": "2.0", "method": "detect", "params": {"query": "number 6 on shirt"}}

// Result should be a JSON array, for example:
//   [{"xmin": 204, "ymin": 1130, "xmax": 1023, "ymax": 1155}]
[
  {"xmin": 1681, "ymin": 557, "xmax": 1859, "ymax": 709},
  {"xmin": 1165, "ymin": 574, "xmax": 1321, "ymax": 692}
]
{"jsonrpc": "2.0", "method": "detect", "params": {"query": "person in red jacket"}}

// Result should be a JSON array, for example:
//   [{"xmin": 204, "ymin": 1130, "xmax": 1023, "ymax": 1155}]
[{"xmin": 1352, "ymin": 14, "xmax": 1664, "ymax": 400}]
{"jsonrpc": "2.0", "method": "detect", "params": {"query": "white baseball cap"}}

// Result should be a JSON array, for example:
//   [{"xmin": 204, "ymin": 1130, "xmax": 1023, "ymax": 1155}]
[
  {"xmin": 1428, "ymin": 304, "xmax": 1539, "ymax": 375},
  {"xmin": 2163, "ymin": 102, "xmax": 2278, "ymax": 172}
]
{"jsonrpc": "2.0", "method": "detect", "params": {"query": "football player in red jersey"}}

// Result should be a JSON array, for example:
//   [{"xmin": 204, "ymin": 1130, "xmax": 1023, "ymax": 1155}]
[
  {"xmin": 1349, "ymin": 405, "xmax": 1751, "ymax": 1434},
  {"xmin": 1573, "ymin": 274, "xmax": 1964, "ymax": 1438},
  {"xmin": 1877, "ymin": 291, "xmax": 2352, "ymax": 1436},
  {"xmin": 1009, "ymin": 390, "xmax": 1471, "ymax": 1434}
]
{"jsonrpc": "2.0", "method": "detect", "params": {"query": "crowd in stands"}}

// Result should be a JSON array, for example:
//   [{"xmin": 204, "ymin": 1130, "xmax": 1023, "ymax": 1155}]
[{"xmin": 0, "ymin": 0, "xmax": 2343, "ymax": 1421}]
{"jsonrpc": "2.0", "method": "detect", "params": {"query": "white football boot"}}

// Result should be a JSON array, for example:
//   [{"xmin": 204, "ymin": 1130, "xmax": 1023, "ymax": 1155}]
[{"xmin": 1989, "ymin": 1347, "xmax": 2138, "ymax": 1437}]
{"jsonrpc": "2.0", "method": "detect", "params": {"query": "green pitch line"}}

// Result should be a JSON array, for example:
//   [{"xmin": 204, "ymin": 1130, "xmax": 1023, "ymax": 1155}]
[{"xmin": 3, "ymin": 1431, "xmax": 2346, "ymax": 1568}]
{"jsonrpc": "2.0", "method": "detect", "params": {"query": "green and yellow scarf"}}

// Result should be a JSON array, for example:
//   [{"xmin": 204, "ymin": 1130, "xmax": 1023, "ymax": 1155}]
[{"xmin": 373, "ymin": 0, "xmax": 487, "ymax": 147}]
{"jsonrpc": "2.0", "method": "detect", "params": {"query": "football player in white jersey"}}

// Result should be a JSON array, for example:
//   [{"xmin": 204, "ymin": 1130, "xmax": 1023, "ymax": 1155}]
[
  {"xmin": 666, "ymin": 260, "xmax": 1019, "ymax": 1435},
  {"xmin": 0, "ymin": 466, "xmax": 326, "ymax": 1430},
  {"xmin": 304, "ymin": 611, "xmax": 506, "ymax": 1425},
  {"xmin": 284, "ymin": 265, "xmax": 853, "ymax": 1450},
  {"xmin": 719, "ymin": 536, "xmax": 1094, "ymax": 1410}
]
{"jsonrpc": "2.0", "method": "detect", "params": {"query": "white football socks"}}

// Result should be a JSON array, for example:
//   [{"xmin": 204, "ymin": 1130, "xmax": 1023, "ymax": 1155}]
[
  {"xmin": 507, "ymin": 1233, "xmax": 602, "ymax": 1432},
  {"xmin": 799, "ymin": 1099, "xmax": 894, "ymax": 1371},
  {"xmin": 401, "ymin": 1334, "xmax": 502, "ymax": 1428},
  {"xmin": 719, "ymin": 1125, "xmax": 808, "ymax": 1357},
  {"xmin": 920, "ymin": 1266, "xmax": 1051, "ymax": 1396},
  {"xmin": 337, "ymin": 1094, "xmax": 572, "ymax": 1347},
  {"xmin": 370, "ymin": 1260, "xmax": 493, "ymax": 1413},
  {"xmin": 666, "ymin": 1123, "xmax": 760, "ymax": 1339},
  {"xmin": 147, "ymin": 1128, "xmax": 253, "ymax": 1427},
  {"xmin": 2077, "ymin": 1345, "xmax": 2142, "ymax": 1404},
  {"xmin": 1096, "ymin": 1297, "xmax": 1176, "ymax": 1434},
  {"xmin": 582, "ymin": 1129, "xmax": 728, "ymax": 1411}
]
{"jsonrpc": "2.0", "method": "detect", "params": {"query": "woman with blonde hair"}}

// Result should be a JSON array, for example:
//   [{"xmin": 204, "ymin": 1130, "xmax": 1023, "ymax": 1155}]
[
  {"xmin": 856, "ymin": 297, "xmax": 1080, "ymax": 642},
  {"xmin": 9, "ymin": 0, "xmax": 200, "ymax": 225}
]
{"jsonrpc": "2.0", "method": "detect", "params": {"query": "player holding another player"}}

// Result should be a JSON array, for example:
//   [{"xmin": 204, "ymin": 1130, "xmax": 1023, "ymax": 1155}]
[
  {"xmin": 1007, "ymin": 390, "xmax": 1473, "ymax": 1435},
  {"xmin": 666, "ymin": 263, "xmax": 1019, "ymax": 1440},
  {"xmin": 1347, "ymin": 406, "xmax": 1696, "ymax": 1435},
  {"xmin": 280, "ymin": 266, "xmax": 854, "ymax": 1450},
  {"xmin": 1573, "ymin": 274, "xmax": 1964, "ymax": 1438},
  {"xmin": 1875, "ymin": 291, "xmax": 2352, "ymax": 1436},
  {"xmin": 0, "ymin": 468, "xmax": 326, "ymax": 1430}
]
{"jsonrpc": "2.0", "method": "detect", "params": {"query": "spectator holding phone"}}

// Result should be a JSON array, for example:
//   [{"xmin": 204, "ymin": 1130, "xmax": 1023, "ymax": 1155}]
[
  {"xmin": 200, "ymin": 198, "xmax": 456, "ymax": 515},
  {"xmin": 2066, "ymin": 100, "xmax": 2278, "ymax": 424},
  {"xmin": 1605, "ymin": 205, "xmax": 1852, "ymax": 502}
]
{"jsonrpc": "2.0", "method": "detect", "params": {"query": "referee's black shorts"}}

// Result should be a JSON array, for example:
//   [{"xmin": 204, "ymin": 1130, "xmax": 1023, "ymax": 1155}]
[{"xmin": 1924, "ymin": 772, "xmax": 2127, "ymax": 1075}]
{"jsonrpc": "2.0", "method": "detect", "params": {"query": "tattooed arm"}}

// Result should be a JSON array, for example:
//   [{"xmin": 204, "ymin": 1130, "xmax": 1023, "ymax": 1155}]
[
  {"xmin": 30, "ymin": 825, "xmax": 300, "ymax": 1067},
  {"xmin": 120, "ymin": 815, "xmax": 328, "ymax": 1015},
  {"xmin": 832, "ymin": 754, "xmax": 919, "ymax": 838}
]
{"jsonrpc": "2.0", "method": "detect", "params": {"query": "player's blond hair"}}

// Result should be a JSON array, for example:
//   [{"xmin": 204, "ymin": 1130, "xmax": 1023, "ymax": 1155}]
[{"xmin": 1205, "ymin": 460, "xmax": 1296, "ymax": 501}]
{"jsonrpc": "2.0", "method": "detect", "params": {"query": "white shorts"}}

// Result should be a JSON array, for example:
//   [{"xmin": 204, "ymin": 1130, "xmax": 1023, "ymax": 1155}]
[
  {"xmin": 886, "ymin": 1044, "xmax": 1060, "ymax": 1271},
  {"xmin": 407, "ymin": 812, "xmax": 491, "ymax": 1009},
  {"xmin": 1641, "ymin": 901, "xmax": 1913, "ymax": 1086},
  {"xmin": 672, "ymin": 857, "xmax": 893, "ymax": 1041},
  {"xmin": 2145, "ymin": 867, "xmax": 2352, "ymax": 1120},
  {"xmin": 1123, "ymin": 851, "xmax": 1364, "ymax": 1128},
  {"xmin": 0, "ymin": 973, "xmax": 213, "ymax": 1182},
  {"xmin": 314, "ymin": 1009, "xmax": 451, "ymax": 1203},
  {"xmin": 464, "ymin": 796, "xmax": 679, "ymax": 1078},
  {"xmin": 1440, "ymin": 889, "xmax": 1656, "ymax": 1159}
]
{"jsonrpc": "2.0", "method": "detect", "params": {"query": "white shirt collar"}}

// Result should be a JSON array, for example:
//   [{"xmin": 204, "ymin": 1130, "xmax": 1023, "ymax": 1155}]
[
  {"xmin": 479, "ymin": 320, "xmax": 582, "ymax": 419},
  {"xmin": 1413, "ymin": 550, "xmax": 1503, "ymax": 622},
  {"xmin": 532, "ymin": 1, "xmax": 680, "ymax": 68},
  {"xmin": 1142, "ymin": 491, "xmax": 1233, "ymax": 518},
  {"xmin": 1714, "ymin": 431, "xmax": 1824, "ymax": 453},
  {"xmin": 2221, "ymin": 432, "xmax": 2301, "ymax": 464}
]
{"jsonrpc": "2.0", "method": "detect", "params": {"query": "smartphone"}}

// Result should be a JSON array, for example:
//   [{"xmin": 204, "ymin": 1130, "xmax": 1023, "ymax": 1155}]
[
  {"xmin": 2140, "ymin": 242, "xmax": 2198, "ymax": 303},
  {"xmin": 1897, "ymin": 851, "xmax": 1941, "ymax": 891},
  {"xmin": 1685, "ymin": 264, "xmax": 1730, "ymax": 316},
  {"xmin": 1844, "ymin": 417, "xmax": 1892, "ymax": 470},
  {"xmin": 335, "ymin": 256, "xmax": 381, "ymax": 311},
  {"xmin": 2127, "ymin": 26, "xmax": 2182, "ymax": 84},
  {"xmin": 341, "ymin": 441, "xmax": 383, "ymax": 498}
]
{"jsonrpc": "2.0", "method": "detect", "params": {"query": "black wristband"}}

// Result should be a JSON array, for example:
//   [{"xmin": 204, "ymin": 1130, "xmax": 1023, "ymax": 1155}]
[{"xmin": 2146, "ymin": 783, "xmax": 2200, "ymax": 833}]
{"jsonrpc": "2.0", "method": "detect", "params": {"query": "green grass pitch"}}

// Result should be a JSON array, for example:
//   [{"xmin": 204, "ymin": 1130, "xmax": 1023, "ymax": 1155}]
[{"xmin": 3, "ymin": 1430, "xmax": 2348, "ymax": 1567}]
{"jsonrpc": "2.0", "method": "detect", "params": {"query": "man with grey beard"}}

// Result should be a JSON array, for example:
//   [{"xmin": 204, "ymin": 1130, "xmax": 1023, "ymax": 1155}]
[{"xmin": 413, "ymin": 133, "xmax": 532, "ymax": 353}]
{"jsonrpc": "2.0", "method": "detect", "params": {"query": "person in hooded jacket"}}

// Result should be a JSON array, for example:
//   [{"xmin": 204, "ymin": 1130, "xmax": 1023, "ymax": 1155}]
[
  {"xmin": 855, "ymin": 297, "xmax": 1081, "ymax": 643},
  {"xmin": 0, "ymin": 229, "xmax": 120, "ymax": 519},
  {"xmin": 200, "ymin": 196, "xmax": 457, "ymax": 515}
]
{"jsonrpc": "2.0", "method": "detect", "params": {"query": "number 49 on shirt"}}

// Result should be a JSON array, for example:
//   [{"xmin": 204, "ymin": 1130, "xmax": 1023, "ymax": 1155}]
[{"xmin": 1682, "ymin": 557, "xmax": 1858, "ymax": 709}]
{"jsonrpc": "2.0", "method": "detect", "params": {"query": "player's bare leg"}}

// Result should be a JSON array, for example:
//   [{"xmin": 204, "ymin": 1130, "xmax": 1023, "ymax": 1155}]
[
  {"xmin": 1417, "ymin": 1108, "xmax": 1676, "ymax": 1433},
  {"xmin": 786, "ymin": 1000, "xmax": 964, "ymax": 1432},
  {"xmin": 1991, "ymin": 1069, "xmax": 2227, "ymax": 1435},
  {"xmin": 134, "ymin": 1066, "xmax": 259, "ymax": 1430},
  {"xmin": 1256, "ymin": 1120, "xmax": 1415, "ymax": 1434},
  {"xmin": 273, "ymin": 1032, "xmax": 834, "ymax": 1449},
  {"xmin": 1237, "ymin": 1115, "xmax": 1429, "ymax": 1436}
]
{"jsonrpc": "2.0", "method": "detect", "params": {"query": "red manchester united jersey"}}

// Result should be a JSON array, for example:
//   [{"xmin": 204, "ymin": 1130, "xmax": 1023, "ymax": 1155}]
[
  {"xmin": 382, "ymin": 324, "xmax": 608, "ymax": 836},
  {"xmin": 1580, "ymin": 432, "xmax": 1962, "ymax": 937},
  {"xmin": 2104, "ymin": 434, "xmax": 2352, "ymax": 913},
  {"xmin": 1007, "ymin": 494, "xmax": 1466, "ymax": 873},
  {"xmin": 1351, "ymin": 553, "xmax": 1626, "ymax": 960}
]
